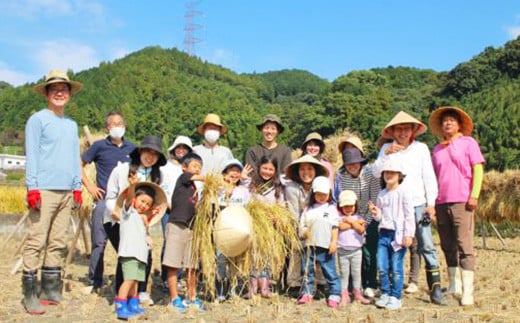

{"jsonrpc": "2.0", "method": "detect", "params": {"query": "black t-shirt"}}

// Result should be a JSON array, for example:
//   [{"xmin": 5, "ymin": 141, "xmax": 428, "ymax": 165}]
[{"xmin": 169, "ymin": 172, "xmax": 198, "ymax": 228}]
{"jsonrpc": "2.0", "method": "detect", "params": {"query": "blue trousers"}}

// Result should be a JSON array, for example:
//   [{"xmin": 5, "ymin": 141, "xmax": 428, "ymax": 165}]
[
  {"xmin": 377, "ymin": 229, "xmax": 407, "ymax": 299},
  {"xmin": 301, "ymin": 246, "xmax": 341, "ymax": 301}
]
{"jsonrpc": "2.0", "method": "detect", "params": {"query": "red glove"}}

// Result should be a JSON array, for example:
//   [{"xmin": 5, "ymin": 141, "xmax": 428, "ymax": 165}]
[
  {"xmin": 73, "ymin": 190, "xmax": 83, "ymax": 209},
  {"xmin": 27, "ymin": 190, "xmax": 41, "ymax": 210}
]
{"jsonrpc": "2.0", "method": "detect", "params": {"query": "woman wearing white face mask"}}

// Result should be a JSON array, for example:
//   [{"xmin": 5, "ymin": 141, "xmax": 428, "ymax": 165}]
[{"xmin": 193, "ymin": 113, "xmax": 234, "ymax": 175}]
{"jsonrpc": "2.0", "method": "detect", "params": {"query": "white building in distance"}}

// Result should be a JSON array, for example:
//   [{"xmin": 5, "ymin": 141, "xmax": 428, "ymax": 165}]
[{"xmin": 0, "ymin": 154, "xmax": 26, "ymax": 170}]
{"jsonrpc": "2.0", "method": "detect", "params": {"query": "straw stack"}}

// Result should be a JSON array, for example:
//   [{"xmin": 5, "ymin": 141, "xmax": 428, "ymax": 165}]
[{"xmin": 477, "ymin": 170, "xmax": 520, "ymax": 223}]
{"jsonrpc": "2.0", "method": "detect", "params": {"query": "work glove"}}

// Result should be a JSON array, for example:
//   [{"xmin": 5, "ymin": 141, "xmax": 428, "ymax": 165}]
[
  {"xmin": 27, "ymin": 190, "xmax": 41, "ymax": 210},
  {"xmin": 73, "ymin": 190, "xmax": 83, "ymax": 209}
]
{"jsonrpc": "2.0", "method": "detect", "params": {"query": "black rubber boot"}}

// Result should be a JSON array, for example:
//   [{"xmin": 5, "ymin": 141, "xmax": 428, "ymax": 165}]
[
  {"xmin": 39, "ymin": 266, "xmax": 63, "ymax": 305},
  {"xmin": 22, "ymin": 270, "xmax": 45, "ymax": 315},
  {"xmin": 426, "ymin": 268, "xmax": 447, "ymax": 306}
]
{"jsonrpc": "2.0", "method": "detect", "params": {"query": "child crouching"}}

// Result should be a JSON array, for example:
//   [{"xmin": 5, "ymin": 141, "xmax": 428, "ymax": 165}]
[{"xmin": 115, "ymin": 182, "xmax": 167, "ymax": 319}]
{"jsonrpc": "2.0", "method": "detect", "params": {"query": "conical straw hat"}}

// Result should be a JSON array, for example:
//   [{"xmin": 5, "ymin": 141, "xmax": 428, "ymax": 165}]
[
  {"xmin": 428, "ymin": 106, "xmax": 473, "ymax": 139},
  {"xmin": 213, "ymin": 205, "xmax": 253, "ymax": 257},
  {"xmin": 381, "ymin": 111, "xmax": 427, "ymax": 139}
]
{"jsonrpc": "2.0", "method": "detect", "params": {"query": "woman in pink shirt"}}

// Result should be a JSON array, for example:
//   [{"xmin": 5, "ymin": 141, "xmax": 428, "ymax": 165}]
[{"xmin": 429, "ymin": 106, "xmax": 485, "ymax": 307}]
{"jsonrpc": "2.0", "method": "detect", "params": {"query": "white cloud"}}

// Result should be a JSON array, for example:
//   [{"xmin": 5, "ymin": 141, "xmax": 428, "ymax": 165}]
[
  {"xmin": 109, "ymin": 47, "xmax": 130, "ymax": 61},
  {"xmin": 0, "ymin": 61, "xmax": 34, "ymax": 86},
  {"xmin": 0, "ymin": 0, "xmax": 103, "ymax": 18},
  {"xmin": 507, "ymin": 26, "xmax": 520, "ymax": 39},
  {"xmin": 208, "ymin": 48, "xmax": 240, "ymax": 70},
  {"xmin": 32, "ymin": 39, "xmax": 100, "ymax": 74}
]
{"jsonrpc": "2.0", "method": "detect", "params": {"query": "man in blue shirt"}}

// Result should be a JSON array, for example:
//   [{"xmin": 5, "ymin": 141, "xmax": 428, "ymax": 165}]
[
  {"xmin": 82, "ymin": 112, "xmax": 135, "ymax": 294},
  {"xmin": 23, "ymin": 69, "xmax": 83, "ymax": 315}
]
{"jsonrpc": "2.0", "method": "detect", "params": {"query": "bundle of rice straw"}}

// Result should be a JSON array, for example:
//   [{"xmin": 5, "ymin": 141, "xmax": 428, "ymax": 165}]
[
  {"xmin": 477, "ymin": 170, "xmax": 520, "ymax": 223},
  {"xmin": 79, "ymin": 132, "xmax": 105, "ymax": 218},
  {"xmin": 234, "ymin": 200, "xmax": 300, "ymax": 283},
  {"xmin": 191, "ymin": 173, "xmax": 222, "ymax": 297}
]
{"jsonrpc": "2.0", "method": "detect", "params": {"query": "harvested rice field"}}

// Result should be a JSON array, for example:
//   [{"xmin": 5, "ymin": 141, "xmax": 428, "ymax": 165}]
[{"xmin": 1, "ymin": 214, "xmax": 520, "ymax": 322}]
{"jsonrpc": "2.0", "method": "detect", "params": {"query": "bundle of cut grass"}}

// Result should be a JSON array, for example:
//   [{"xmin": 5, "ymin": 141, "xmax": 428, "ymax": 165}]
[
  {"xmin": 477, "ymin": 170, "xmax": 520, "ymax": 223},
  {"xmin": 79, "ymin": 132, "xmax": 105, "ymax": 213},
  {"xmin": 0, "ymin": 185, "xmax": 26, "ymax": 214},
  {"xmin": 192, "ymin": 173, "xmax": 222, "ymax": 297}
]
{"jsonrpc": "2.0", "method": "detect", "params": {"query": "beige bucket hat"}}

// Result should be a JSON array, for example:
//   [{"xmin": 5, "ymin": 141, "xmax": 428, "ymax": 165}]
[
  {"xmin": 213, "ymin": 205, "xmax": 253, "ymax": 257},
  {"xmin": 284, "ymin": 154, "xmax": 329, "ymax": 182},
  {"xmin": 338, "ymin": 135, "xmax": 364, "ymax": 156},
  {"xmin": 381, "ymin": 111, "xmax": 427, "ymax": 139},
  {"xmin": 428, "ymin": 106, "xmax": 473, "ymax": 139},
  {"xmin": 114, "ymin": 182, "xmax": 168, "ymax": 227},
  {"xmin": 33, "ymin": 69, "xmax": 83, "ymax": 96},
  {"xmin": 196, "ymin": 113, "xmax": 228, "ymax": 135},
  {"xmin": 301, "ymin": 132, "xmax": 325, "ymax": 153}
]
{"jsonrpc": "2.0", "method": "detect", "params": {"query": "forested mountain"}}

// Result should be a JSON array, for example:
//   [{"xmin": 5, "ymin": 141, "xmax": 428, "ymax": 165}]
[{"xmin": 1, "ymin": 37, "xmax": 520, "ymax": 170}]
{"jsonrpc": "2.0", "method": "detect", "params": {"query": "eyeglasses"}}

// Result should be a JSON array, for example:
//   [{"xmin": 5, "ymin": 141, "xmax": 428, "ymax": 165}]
[{"xmin": 48, "ymin": 87, "xmax": 70, "ymax": 94}]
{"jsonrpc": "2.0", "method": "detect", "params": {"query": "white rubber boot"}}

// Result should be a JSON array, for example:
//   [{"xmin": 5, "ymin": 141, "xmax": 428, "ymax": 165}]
[
  {"xmin": 460, "ymin": 270, "xmax": 474, "ymax": 306},
  {"xmin": 447, "ymin": 267, "xmax": 462, "ymax": 295}
]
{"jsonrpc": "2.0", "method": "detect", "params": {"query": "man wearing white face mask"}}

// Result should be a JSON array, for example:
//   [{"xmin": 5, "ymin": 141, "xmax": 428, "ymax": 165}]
[
  {"xmin": 82, "ymin": 111, "xmax": 136, "ymax": 293},
  {"xmin": 193, "ymin": 113, "xmax": 234, "ymax": 175}
]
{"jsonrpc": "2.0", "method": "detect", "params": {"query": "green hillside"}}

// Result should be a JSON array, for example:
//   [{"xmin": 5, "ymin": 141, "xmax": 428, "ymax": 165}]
[{"xmin": 1, "ymin": 37, "xmax": 520, "ymax": 170}]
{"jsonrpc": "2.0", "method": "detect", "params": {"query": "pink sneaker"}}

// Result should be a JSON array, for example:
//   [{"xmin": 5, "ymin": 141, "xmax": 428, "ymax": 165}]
[
  {"xmin": 297, "ymin": 294, "xmax": 313, "ymax": 304},
  {"xmin": 340, "ymin": 289, "xmax": 350, "ymax": 305},
  {"xmin": 327, "ymin": 299, "xmax": 339, "ymax": 308}
]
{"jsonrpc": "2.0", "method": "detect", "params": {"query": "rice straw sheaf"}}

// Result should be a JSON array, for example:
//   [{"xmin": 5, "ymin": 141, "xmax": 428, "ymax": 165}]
[
  {"xmin": 79, "ymin": 133, "xmax": 105, "ymax": 217},
  {"xmin": 477, "ymin": 170, "xmax": 520, "ymax": 223},
  {"xmin": 242, "ymin": 200, "xmax": 300, "ymax": 282},
  {"xmin": 192, "ymin": 173, "xmax": 222, "ymax": 297}
]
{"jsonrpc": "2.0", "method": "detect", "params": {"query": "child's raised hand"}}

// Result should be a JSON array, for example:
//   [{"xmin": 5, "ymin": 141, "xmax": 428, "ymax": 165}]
[
  {"xmin": 241, "ymin": 164, "xmax": 253, "ymax": 180},
  {"xmin": 128, "ymin": 173, "xmax": 139, "ymax": 185},
  {"xmin": 367, "ymin": 201, "xmax": 378, "ymax": 215}
]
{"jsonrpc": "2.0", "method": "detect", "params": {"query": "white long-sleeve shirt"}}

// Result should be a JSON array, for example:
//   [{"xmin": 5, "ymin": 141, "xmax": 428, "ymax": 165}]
[{"xmin": 372, "ymin": 141, "xmax": 438, "ymax": 207}]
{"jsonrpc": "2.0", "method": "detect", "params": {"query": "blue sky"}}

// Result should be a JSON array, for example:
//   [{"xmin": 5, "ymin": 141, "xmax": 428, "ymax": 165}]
[{"xmin": 0, "ymin": 1, "xmax": 519, "ymax": 86}]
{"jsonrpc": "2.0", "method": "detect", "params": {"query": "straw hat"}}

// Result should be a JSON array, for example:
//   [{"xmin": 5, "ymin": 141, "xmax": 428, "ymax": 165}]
[
  {"xmin": 213, "ymin": 205, "xmax": 253, "ymax": 257},
  {"xmin": 338, "ymin": 190, "xmax": 357, "ymax": 207},
  {"xmin": 256, "ymin": 114, "xmax": 285, "ymax": 133},
  {"xmin": 301, "ymin": 132, "xmax": 325, "ymax": 154},
  {"xmin": 130, "ymin": 135, "xmax": 167, "ymax": 167},
  {"xmin": 428, "ymin": 106, "xmax": 473, "ymax": 139},
  {"xmin": 167, "ymin": 135, "xmax": 193, "ymax": 153},
  {"xmin": 381, "ymin": 111, "xmax": 427, "ymax": 139},
  {"xmin": 338, "ymin": 135, "xmax": 364, "ymax": 156},
  {"xmin": 285, "ymin": 154, "xmax": 329, "ymax": 182},
  {"xmin": 114, "ymin": 182, "xmax": 168, "ymax": 227},
  {"xmin": 196, "ymin": 113, "xmax": 228, "ymax": 135},
  {"xmin": 33, "ymin": 69, "xmax": 83, "ymax": 96}
]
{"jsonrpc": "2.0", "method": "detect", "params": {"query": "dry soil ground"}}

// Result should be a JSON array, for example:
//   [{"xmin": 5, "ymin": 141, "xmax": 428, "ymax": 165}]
[{"xmin": 1, "ymin": 219, "xmax": 520, "ymax": 323}]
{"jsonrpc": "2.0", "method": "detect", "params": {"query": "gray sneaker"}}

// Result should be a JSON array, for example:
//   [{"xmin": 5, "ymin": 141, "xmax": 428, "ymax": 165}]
[
  {"xmin": 375, "ymin": 294, "xmax": 390, "ymax": 308},
  {"xmin": 386, "ymin": 296, "xmax": 402, "ymax": 310}
]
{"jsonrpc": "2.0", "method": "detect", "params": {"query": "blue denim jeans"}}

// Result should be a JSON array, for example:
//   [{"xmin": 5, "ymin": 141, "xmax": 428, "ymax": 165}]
[
  {"xmin": 377, "ymin": 229, "xmax": 407, "ymax": 299},
  {"xmin": 301, "ymin": 246, "xmax": 341, "ymax": 301},
  {"xmin": 414, "ymin": 204, "xmax": 440, "ymax": 270}
]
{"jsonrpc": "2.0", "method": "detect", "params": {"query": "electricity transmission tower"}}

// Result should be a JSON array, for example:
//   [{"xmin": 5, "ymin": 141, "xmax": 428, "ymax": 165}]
[{"xmin": 184, "ymin": 1, "xmax": 203, "ymax": 56}]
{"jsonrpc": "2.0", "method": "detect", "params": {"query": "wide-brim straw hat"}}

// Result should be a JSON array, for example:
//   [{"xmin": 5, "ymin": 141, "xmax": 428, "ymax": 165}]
[
  {"xmin": 301, "ymin": 132, "xmax": 325, "ymax": 153},
  {"xmin": 130, "ymin": 135, "xmax": 167, "ymax": 167},
  {"xmin": 213, "ymin": 205, "xmax": 253, "ymax": 257},
  {"xmin": 196, "ymin": 113, "xmax": 228, "ymax": 135},
  {"xmin": 167, "ymin": 135, "xmax": 193, "ymax": 153},
  {"xmin": 284, "ymin": 154, "xmax": 329, "ymax": 182},
  {"xmin": 256, "ymin": 114, "xmax": 285, "ymax": 133},
  {"xmin": 33, "ymin": 69, "xmax": 83, "ymax": 96},
  {"xmin": 429, "ymin": 106, "xmax": 474, "ymax": 139},
  {"xmin": 114, "ymin": 182, "xmax": 168, "ymax": 227},
  {"xmin": 338, "ymin": 135, "xmax": 364, "ymax": 156},
  {"xmin": 381, "ymin": 111, "xmax": 427, "ymax": 139}
]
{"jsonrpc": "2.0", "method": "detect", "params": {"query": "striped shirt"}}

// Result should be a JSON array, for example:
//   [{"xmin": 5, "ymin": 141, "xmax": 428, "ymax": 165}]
[{"xmin": 333, "ymin": 165, "xmax": 380, "ymax": 223}]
